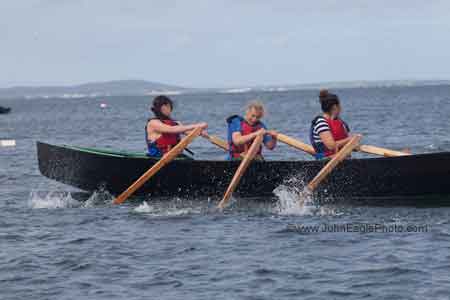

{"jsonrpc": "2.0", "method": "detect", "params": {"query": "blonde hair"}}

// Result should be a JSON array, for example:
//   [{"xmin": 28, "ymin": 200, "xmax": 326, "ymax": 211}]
[{"xmin": 246, "ymin": 100, "xmax": 265, "ymax": 115}]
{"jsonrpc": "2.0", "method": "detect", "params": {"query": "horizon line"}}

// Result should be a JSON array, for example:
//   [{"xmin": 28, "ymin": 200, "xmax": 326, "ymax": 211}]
[{"xmin": 1, "ymin": 77, "xmax": 450, "ymax": 91}]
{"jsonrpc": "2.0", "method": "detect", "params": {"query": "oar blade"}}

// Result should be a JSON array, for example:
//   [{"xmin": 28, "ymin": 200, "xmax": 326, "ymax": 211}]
[
  {"xmin": 113, "ymin": 127, "xmax": 203, "ymax": 205},
  {"xmin": 217, "ymin": 133, "xmax": 264, "ymax": 209}
]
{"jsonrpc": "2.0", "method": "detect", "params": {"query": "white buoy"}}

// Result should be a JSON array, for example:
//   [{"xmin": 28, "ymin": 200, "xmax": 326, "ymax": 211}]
[
  {"xmin": 100, "ymin": 103, "xmax": 107, "ymax": 108},
  {"xmin": 0, "ymin": 140, "xmax": 16, "ymax": 147}
]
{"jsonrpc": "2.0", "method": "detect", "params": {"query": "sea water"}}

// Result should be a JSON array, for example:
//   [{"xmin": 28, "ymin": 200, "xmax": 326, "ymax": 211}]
[{"xmin": 1, "ymin": 86, "xmax": 450, "ymax": 299}]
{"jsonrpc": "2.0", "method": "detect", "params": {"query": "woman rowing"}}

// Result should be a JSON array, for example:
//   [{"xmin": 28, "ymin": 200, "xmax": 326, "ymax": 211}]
[
  {"xmin": 146, "ymin": 95, "xmax": 208, "ymax": 157},
  {"xmin": 227, "ymin": 100, "xmax": 277, "ymax": 160},
  {"xmin": 310, "ymin": 90, "xmax": 357, "ymax": 159}
]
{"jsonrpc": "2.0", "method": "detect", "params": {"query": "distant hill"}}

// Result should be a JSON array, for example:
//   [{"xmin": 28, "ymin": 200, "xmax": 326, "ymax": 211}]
[
  {"xmin": 214, "ymin": 79, "xmax": 450, "ymax": 94},
  {"xmin": 0, "ymin": 80, "xmax": 187, "ymax": 99},
  {"xmin": 1, "ymin": 79, "xmax": 449, "ymax": 99}
]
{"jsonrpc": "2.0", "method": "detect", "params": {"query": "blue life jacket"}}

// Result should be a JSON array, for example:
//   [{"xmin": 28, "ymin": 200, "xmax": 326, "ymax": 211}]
[
  {"xmin": 145, "ymin": 118, "xmax": 181, "ymax": 157},
  {"xmin": 145, "ymin": 119, "xmax": 163, "ymax": 157}
]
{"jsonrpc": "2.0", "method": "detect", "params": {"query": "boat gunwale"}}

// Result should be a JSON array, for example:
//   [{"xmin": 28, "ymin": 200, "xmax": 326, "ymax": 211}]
[{"xmin": 38, "ymin": 141, "xmax": 450, "ymax": 164}]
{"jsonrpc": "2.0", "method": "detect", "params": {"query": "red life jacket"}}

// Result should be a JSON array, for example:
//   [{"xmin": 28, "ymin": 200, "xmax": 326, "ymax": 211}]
[
  {"xmin": 229, "ymin": 116, "xmax": 263, "ymax": 158},
  {"xmin": 148, "ymin": 119, "xmax": 181, "ymax": 154},
  {"xmin": 324, "ymin": 117, "xmax": 349, "ymax": 156}
]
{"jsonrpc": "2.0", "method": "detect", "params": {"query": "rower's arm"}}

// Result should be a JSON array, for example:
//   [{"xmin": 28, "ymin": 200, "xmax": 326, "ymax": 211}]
[
  {"xmin": 232, "ymin": 131, "xmax": 261, "ymax": 146},
  {"xmin": 149, "ymin": 119, "xmax": 201, "ymax": 134},
  {"xmin": 319, "ymin": 131, "xmax": 354, "ymax": 152},
  {"xmin": 319, "ymin": 131, "xmax": 338, "ymax": 153},
  {"xmin": 336, "ymin": 137, "xmax": 352, "ymax": 149}
]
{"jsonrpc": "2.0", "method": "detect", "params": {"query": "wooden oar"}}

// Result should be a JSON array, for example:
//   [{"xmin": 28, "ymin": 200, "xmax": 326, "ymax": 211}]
[
  {"xmin": 357, "ymin": 145, "xmax": 410, "ymax": 157},
  {"xmin": 306, "ymin": 135, "xmax": 362, "ymax": 192},
  {"xmin": 203, "ymin": 135, "xmax": 229, "ymax": 151},
  {"xmin": 276, "ymin": 133, "xmax": 316, "ymax": 155},
  {"xmin": 203, "ymin": 135, "xmax": 246, "ymax": 158},
  {"xmin": 217, "ymin": 133, "xmax": 264, "ymax": 210},
  {"xmin": 113, "ymin": 127, "xmax": 203, "ymax": 205}
]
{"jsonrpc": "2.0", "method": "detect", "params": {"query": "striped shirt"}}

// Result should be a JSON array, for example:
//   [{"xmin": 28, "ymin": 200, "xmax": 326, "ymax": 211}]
[
  {"xmin": 311, "ymin": 116, "xmax": 330, "ymax": 145},
  {"xmin": 310, "ymin": 116, "xmax": 350, "ymax": 156}
]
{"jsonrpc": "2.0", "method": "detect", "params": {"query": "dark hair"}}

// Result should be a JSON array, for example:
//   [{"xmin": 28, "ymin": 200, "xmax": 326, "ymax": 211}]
[
  {"xmin": 151, "ymin": 95, "xmax": 173, "ymax": 119},
  {"xmin": 319, "ymin": 89, "xmax": 329, "ymax": 101},
  {"xmin": 320, "ymin": 93, "xmax": 340, "ymax": 113}
]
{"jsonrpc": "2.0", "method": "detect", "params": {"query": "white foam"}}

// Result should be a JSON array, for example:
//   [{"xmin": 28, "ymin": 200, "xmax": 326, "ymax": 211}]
[
  {"xmin": 144, "ymin": 90, "xmax": 183, "ymax": 96},
  {"xmin": 262, "ymin": 87, "xmax": 289, "ymax": 92},
  {"xmin": 28, "ymin": 191, "xmax": 81, "ymax": 209},
  {"xmin": 220, "ymin": 88, "xmax": 252, "ymax": 94}
]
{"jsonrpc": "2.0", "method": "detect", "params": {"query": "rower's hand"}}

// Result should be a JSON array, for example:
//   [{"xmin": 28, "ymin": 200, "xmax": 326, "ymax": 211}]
[
  {"xmin": 195, "ymin": 122, "xmax": 208, "ymax": 130},
  {"xmin": 266, "ymin": 130, "xmax": 278, "ymax": 138},
  {"xmin": 200, "ymin": 130, "xmax": 209, "ymax": 138},
  {"xmin": 351, "ymin": 133, "xmax": 363, "ymax": 139},
  {"xmin": 255, "ymin": 128, "xmax": 266, "ymax": 136}
]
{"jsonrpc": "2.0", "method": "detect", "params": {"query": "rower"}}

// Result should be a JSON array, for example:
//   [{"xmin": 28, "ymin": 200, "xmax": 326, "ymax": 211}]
[
  {"xmin": 310, "ymin": 90, "xmax": 356, "ymax": 159},
  {"xmin": 227, "ymin": 100, "xmax": 277, "ymax": 160},
  {"xmin": 146, "ymin": 95, "xmax": 207, "ymax": 157}
]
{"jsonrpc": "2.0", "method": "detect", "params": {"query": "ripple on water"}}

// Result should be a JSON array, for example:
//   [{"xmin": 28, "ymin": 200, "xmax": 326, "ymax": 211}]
[{"xmin": 133, "ymin": 200, "xmax": 203, "ymax": 217}]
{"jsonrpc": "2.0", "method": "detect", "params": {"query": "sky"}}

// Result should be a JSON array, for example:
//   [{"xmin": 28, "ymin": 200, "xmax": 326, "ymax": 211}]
[{"xmin": 1, "ymin": 0, "xmax": 449, "ymax": 88}]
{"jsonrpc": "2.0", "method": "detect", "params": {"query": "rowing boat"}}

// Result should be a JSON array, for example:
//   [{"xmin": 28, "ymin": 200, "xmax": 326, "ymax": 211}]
[{"xmin": 36, "ymin": 141, "xmax": 450, "ymax": 205}]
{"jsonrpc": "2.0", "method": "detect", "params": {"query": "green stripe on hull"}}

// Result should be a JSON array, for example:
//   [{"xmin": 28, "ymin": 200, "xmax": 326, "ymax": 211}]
[
  {"xmin": 64, "ymin": 145, "xmax": 149, "ymax": 158},
  {"xmin": 62, "ymin": 145, "xmax": 193, "ymax": 160}
]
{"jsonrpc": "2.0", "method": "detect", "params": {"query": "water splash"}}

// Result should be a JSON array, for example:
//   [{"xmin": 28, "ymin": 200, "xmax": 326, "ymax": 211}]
[
  {"xmin": 273, "ymin": 185, "xmax": 315, "ymax": 215},
  {"xmin": 272, "ymin": 172, "xmax": 341, "ymax": 216},
  {"xmin": 29, "ymin": 191, "xmax": 81, "ymax": 209},
  {"xmin": 134, "ymin": 201, "xmax": 154, "ymax": 213},
  {"xmin": 29, "ymin": 186, "xmax": 114, "ymax": 209},
  {"xmin": 84, "ymin": 188, "xmax": 114, "ymax": 207}
]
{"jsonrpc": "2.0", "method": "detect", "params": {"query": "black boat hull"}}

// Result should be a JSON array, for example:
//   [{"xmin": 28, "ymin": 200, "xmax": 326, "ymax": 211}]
[{"xmin": 37, "ymin": 142, "xmax": 450, "ymax": 204}]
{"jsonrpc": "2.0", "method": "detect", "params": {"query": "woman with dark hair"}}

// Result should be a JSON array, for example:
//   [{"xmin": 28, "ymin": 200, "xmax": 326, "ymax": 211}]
[
  {"xmin": 310, "ymin": 91, "xmax": 358, "ymax": 159},
  {"xmin": 146, "ymin": 95, "xmax": 207, "ymax": 157}
]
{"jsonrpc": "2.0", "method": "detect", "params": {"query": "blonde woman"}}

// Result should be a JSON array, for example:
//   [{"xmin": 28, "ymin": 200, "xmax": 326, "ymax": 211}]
[{"xmin": 226, "ymin": 100, "xmax": 277, "ymax": 160}]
